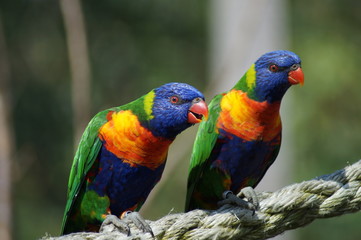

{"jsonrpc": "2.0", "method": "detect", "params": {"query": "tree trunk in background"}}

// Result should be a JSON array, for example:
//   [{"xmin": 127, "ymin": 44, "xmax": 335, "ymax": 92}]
[
  {"xmin": 60, "ymin": 0, "xmax": 91, "ymax": 147},
  {"xmin": 0, "ymin": 14, "xmax": 14, "ymax": 240},
  {"xmin": 208, "ymin": 1, "xmax": 294, "ymax": 239}
]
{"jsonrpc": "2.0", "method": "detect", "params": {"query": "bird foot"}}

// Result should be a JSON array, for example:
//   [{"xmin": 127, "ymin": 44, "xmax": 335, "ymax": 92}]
[
  {"xmin": 237, "ymin": 186, "xmax": 260, "ymax": 211},
  {"xmin": 99, "ymin": 214, "xmax": 130, "ymax": 235},
  {"xmin": 122, "ymin": 211, "xmax": 154, "ymax": 238},
  {"xmin": 217, "ymin": 187, "xmax": 259, "ymax": 212}
]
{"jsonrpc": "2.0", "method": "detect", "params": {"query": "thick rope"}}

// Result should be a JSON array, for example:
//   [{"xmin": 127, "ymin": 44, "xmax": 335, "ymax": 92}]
[{"xmin": 45, "ymin": 160, "xmax": 361, "ymax": 240}]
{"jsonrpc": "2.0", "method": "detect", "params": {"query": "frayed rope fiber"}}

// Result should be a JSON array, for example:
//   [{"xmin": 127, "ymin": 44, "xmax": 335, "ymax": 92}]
[{"xmin": 45, "ymin": 160, "xmax": 361, "ymax": 240}]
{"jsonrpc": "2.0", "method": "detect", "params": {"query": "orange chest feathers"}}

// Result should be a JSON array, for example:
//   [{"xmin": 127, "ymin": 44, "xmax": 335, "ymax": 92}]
[
  {"xmin": 217, "ymin": 90, "xmax": 282, "ymax": 142},
  {"xmin": 98, "ymin": 110, "xmax": 172, "ymax": 170}
]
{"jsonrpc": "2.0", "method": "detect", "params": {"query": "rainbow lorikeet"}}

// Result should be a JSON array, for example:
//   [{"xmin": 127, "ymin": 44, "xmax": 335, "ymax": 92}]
[
  {"xmin": 61, "ymin": 82, "xmax": 208, "ymax": 234},
  {"xmin": 185, "ymin": 50, "xmax": 304, "ymax": 211}
]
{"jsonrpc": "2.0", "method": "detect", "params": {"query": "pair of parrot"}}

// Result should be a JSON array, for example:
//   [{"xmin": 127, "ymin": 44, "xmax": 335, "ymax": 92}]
[{"xmin": 61, "ymin": 50, "xmax": 304, "ymax": 235}]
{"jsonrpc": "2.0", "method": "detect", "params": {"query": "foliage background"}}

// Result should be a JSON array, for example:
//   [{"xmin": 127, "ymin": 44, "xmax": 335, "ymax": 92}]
[{"xmin": 0, "ymin": 0, "xmax": 360, "ymax": 239}]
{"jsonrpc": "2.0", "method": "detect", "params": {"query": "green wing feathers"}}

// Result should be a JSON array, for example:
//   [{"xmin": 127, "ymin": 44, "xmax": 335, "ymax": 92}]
[
  {"xmin": 61, "ymin": 110, "xmax": 109, "ymax": 233},
  {"xmin": 185, "ymin": 94, "xmax": 223, "ymax": 210}
]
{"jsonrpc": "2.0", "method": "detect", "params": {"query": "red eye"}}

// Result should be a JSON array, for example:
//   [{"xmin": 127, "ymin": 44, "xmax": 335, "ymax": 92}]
[
  {"xmin": 269, "ymin": 64, "xmax": 279, "ymax": 72},
  {"xmin": 170, "ymin": 96, "xmax": 179, "ymax": 104}
]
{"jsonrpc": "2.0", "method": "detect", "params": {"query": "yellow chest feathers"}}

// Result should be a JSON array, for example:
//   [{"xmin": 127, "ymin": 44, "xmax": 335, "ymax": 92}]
[
  {"xmin": 217, "ymin": 90, "xmax": 282, "ymax": 142},
  {"xmin": 99, "ymin": 110, "xmax": 172, "ymax": 169}
]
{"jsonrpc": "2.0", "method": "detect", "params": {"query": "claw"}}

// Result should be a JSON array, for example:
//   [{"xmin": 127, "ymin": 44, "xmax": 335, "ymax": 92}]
[
  {"xmin": 217, "ymin": 187, "xmax": 259, "ymax": 213},
  {"xmin": 100, "ymin": 215, "xmax": 130, "ymax": 235},
  {"xmin": 123, "ymin": 211, "xmax": 154, "ymax": 238},
  {"xmin": 237, "ymin": 186, "xmax": 259, "ymax": 210}
]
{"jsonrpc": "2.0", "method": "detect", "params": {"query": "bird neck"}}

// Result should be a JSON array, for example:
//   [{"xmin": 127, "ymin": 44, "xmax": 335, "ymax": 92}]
[
  {"xmin": 217, "ymin": 89, "xmax": 282, "ymax": 142},
  {"xmin": 233, "ymin": 64, "xmax": 258, "ymax": 100},
  {"xmin": 99, "ymin": 110, "xmax": 173, "ymax": 170}
]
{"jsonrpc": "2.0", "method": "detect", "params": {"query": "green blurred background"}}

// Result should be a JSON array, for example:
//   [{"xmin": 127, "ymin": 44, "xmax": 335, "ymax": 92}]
[{"xmin": 0, "ymin": 0, "xmax": 360, "ymax": 239}]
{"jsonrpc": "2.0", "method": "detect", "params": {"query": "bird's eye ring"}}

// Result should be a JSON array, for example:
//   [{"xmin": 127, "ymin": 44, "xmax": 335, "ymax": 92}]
[
  {"xmin": 269, "ymin": 64, "xmax": 279, "ymax": 72},
  {"xmin": 170, "ymin": 96, "xmax": 179, "ymax": 104},
  {"xmin": 290, "ymin": 64, "xmax": 300, "ymax": 71}
]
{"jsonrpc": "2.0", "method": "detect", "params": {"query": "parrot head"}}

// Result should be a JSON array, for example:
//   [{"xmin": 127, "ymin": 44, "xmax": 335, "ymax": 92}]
[
  {"xmin": 250, "ymin": 50, "xmax": 304, "ymax": 103},
  {"xmin": 148, "ymin": 82, "xmax": 208, "ymax": 139}
]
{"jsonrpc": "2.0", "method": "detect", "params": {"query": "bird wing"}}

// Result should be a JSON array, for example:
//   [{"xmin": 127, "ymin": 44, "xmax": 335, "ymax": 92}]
[
  {"xmin": 185, "ymin": 94, "xmax": 223, "ymax": 210},
  {"xmin": 61, "ymin": 110, "xmax": 109, "ymax": 233}
]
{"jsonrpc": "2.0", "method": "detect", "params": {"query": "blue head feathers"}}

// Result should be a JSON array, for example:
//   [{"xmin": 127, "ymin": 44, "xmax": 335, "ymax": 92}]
[
  {"xmin": 253, "ymin": 50, "xmax": 303, "ymax": 103},
  {"xmin": 150, "ymin": 82, "xmax": 207, "ymax": 139}
]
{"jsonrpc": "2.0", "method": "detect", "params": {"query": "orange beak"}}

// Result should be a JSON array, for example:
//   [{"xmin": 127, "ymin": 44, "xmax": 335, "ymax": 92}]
[
  {"xmin": 188, "ymin": 99, "xmax": 208, "ymax": 124},
  {"xmin": 288, "ymin": 67, "xmax": 304, "ymax": 86}
]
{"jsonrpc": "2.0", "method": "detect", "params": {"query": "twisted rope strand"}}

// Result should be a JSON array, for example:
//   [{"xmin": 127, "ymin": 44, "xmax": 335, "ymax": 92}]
[{"xmin": 46, "ymin": 160, "xmax": 361, "ymax": 240}]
